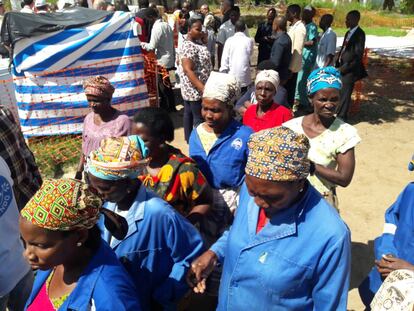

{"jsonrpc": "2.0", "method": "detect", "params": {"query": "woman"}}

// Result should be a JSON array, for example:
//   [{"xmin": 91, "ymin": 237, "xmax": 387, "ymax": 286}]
[
  {"xmin": 178, "ymin": 17, "xmax": 212, "ymax": 143},
  {"xmin": 20, "ymin": 178, "xmax": 141, "ymax": 311},
  {"xmin": 132, "ymin": 107, "xmax": 212, "ymax": 225},
  {"xmin": 75, "ymin": 75, "xmax": 131, "ymax": 180},
  {"xmin": 86, "ymin": 135, "xmax": 204, "ymax": 311},
  {"xmin": 190, "ymin": 72, "xmax": 252, "ymax": 228},
  {"xmin": 242, "ymin": 69, "xmax": 292, "ymax": 132},
  {"xmin": 295, "ymin": 6, "xmax": 318, "ymax": 109},
  {"xmin": 187, "ymin": 126, "xmax": 351, "ymax": 310},
  {"xmin": 284, "ymin": 67, "xmax": 361, "ymax": 209},
  {"xmin": 359, "ymin": 164, "xmax": 414, "ymax": 308},
  {"xmin": 254, "ymin": 8, "xmax": 276, "ymax": 65}
]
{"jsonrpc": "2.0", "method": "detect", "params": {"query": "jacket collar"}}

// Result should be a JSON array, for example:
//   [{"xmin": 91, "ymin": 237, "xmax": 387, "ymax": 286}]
[
  {"xmin": 103, "ymin": 185, "xmax": 146, "ymax": 248},
  {"xmin": 246, "ymin": 182, "xmax": 310, "ymax": 248}
]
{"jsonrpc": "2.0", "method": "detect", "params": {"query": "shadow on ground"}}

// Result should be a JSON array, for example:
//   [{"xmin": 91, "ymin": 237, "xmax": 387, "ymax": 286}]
[
  {"xmin": 350, "ymin": 240, "xmax": 375, "ymax": 291},
  {"xmin": 349, "ymin": 53, "xmax": 414, "ymax": 125}
]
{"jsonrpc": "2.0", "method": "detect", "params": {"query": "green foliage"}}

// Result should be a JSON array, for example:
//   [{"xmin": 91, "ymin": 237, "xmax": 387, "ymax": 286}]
[{"xmin": 400, "ymin": 0, "xmax": 414, "ymax": 13}]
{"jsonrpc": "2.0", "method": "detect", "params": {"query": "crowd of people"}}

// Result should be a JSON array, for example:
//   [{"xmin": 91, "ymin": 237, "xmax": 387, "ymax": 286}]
[{"xmin": 1, "ymin": 1, "xmax": 413, "ymax": 311}]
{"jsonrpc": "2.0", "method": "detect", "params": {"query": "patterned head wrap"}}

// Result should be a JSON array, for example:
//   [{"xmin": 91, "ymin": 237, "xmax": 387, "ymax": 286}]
[
  {"xmin": 87, "ymin": 135, "xmax": 149, "ymax": 181},
  {"xmin": 83, "ymin": 75, "xmax": 115, "ymax": 100},
  {"xmin": 245, "ymin": 126, "xmax": 311, "ymax": 181},
  {"xmin": 307, "ymin": 66, "xmax": 342, "ymax": 95},
  {"xmin": 255, "ymin": 70, "xmax": 280, "ymax": 90},
  {"xmin": 409, "ymin": 154, "xmax": 414, "ymax": 171},
  {"xmin": 203, "ymin": 72, "xmax": 240, "ymax": 106},
  {"xmin": 21, "ymin": 178, "xmax": 102, "ymax": 231}
]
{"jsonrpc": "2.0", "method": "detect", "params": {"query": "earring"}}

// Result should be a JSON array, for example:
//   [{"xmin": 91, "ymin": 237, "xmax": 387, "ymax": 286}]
[
  {"xmin": 126, "ymin": 188, "xmax": 131, "ymax": 194},
  {"xmin": 299, "ymin": 188, "xmax": 304, "ymax": 193},
  {"xmin": 76, "ymin": 242, "xmax": 82, "ymax": 247}
]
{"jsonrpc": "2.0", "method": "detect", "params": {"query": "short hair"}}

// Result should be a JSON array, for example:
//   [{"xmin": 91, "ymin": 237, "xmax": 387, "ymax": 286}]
[
  {"xmin": 257, "ymin": 60, "xmax": 278, "ymax": 71},
  {"xmin": 138, "ymin": 0, "xmax": 149, "ymax": 8},
  {"xmin": 321, "ymin": 13, "xmax": 333, "ymax": 26},
  {"xmin": 23, "ymin": 0, "xmax": 33, "ymax": 5},
  {"xmin": 234, "ymin": 20, "xmax": 246, "ymax": 32},
  {"xmin": 133, "ymin": 107, "xmax": 175, "ymax": 142},
  {"xmin": 287, "ymin": 4, "xmax": 301, "ymax": 17},
  {"xmin": 189, "ymin": 16, "xmax": 203, "ymax": 27},
  {"xmin": 273, "ymin": 16, "xmax": 287, "ymax": 31},
  {"xmin": 229, "ymin": 5, "xmax": 240, "ymax": 15},
  {"xmin": 146, "ymin": 7, "xmax": 159, "ymax": 18},
  {"xmin": 348, "ymin": 10, "xmax": 361, "ymax": 21}
]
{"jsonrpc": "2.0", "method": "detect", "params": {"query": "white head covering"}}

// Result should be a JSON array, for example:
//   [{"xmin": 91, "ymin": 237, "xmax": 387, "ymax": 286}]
[
  {"xmin": 255, "ymin": 70, "xmax": 280, "ymax": 90},
  {"xmin": 204, "ymin": 14, "xmax": 215, "ymax": 28},
  {"xmin": 203, "ymin": 72, "xmax": 240, "ymax": 106}
]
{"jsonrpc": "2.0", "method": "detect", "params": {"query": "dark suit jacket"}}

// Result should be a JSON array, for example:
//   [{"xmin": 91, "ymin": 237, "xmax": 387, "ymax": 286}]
[
  {"xmin": 270, "ymin": 32, "xmax": 292, "ymax": 82},
  {"xmin": 336, "ymin": 27, "xmax": 368, "ymax": 81}
]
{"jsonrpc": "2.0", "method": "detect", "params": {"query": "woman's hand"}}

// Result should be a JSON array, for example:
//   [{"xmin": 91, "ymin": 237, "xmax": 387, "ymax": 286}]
[
  {"xmin": 375, "ymin": 255, "xmax": 414, "ymax": 279},
  {"xmin": 186, "ymin": 250, "xmax": 217, "ymax": 293}
]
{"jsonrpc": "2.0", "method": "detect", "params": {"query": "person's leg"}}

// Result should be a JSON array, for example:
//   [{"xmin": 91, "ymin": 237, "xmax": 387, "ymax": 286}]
[
  {"xmin": 183, "ymin": 100, "xmax": 193, "ymax": 143},
  {"xmin": 285, "ymin": 72, "xmax": 298, "ymax": 108},
  {"xmin": 337, "ymin": 74, "xmax": 355, "ymax": 121},
  {"xmin": 157, "ymin": 73, "xmax": 176, "ymax": 111},
  {"xmin": 190, "ymin": 100, "xmax": 203, "ymax": 129},
  {"xmin": 7, "ymin": 270, "xmax": 34, "ymax": 311}
]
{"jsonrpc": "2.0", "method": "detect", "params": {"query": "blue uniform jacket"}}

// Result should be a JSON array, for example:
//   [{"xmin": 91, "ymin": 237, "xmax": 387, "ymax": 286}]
[
  {"xmin": 359, "ymin": 182, "xmax": 414, "ymax": 306},
  {"xmin": 24, "ymin": 240, "xmax": 141, "ymax": 311},
  {"xmin": 101, "ymin": 185, "xmax": 204, "ymax": 311},
  {"xmin": 210, "ymin": 183, "xmax": 351, "ymax": 311},
  {"xmin": 189, "ymin": 119, "xmax": 253, "ymax": 189}
]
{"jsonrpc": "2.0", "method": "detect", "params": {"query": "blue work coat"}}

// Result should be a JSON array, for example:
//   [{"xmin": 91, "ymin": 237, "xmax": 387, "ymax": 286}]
[
  {"xmin": 359, "ymin": 182, "xmax": 414, "ymax": 306},
  {"xmin": 189, "ymin": 119, "xmax": 253, "ymax": 190},
  {"xmin": 210, "ymin": 183, "xmax": 351, "ymax": 310},
  {"xmin": 101, "ymin": 185, "xmax": 204, "ymax": 311},
  {"xmin": 24, "ymin": 240, "xmax": 141, "ymax": 311}
]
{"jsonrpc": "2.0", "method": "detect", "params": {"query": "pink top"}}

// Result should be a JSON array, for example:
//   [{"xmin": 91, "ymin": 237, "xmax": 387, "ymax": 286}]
[
  {"xmin": 26, "ymin": 282, "xmax": 56, "ymax": 311},
  {"xmin": 82, "ymin": 111, "xmax": 131, "ymax": 158}
]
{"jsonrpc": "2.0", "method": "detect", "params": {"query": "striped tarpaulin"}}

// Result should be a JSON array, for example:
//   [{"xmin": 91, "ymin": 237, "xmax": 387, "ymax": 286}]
[{"xmin": 11, "ymin": 11, "xmax": 149, "ymax": 137}]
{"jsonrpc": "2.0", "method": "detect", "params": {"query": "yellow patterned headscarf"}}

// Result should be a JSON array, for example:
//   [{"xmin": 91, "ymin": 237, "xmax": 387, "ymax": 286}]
[
  {"xmin": 21, "ymin": 178, "xmax": 102, "ymax": 231},
  {"xmin": 87, "ymin": 135, "xmax": 150, "ymax": 180},
  {"xmin": 245, "ymin": 126, "xmax": 310, "ymax": 181}
]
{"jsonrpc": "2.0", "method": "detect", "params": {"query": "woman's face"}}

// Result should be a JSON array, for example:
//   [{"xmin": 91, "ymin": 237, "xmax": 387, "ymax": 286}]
[
  {"xmin": 311, "ymin": 88, "xmax": 340, "ymax": 119},
  {"xmin": 188, "ymin": 21, "xmax": 204, "ymax": 41},
  {"xmin": 88, "ymin": 174, "xmax": 129, "ymax": 203},
  {"xmin": 255, "ymin": 81, "xmax": 276, "ymax": 107},
  {"xmin": 86, "ymin": 94, "xmax": 110, "ymax": 113},
  {"xmin": 245, "ymin": 175, "xmax": 304, "ymax": 216},
  {"xmin": 19, "ymin": 218, "xmax": 79, "ymax": 270},
  {"xmin": 201, "ymin": 98, "xmax": 231, "ymax": 131},
  {"xmin": 132, "ymin": 122, "xmax": 162, "ymax": 158}
]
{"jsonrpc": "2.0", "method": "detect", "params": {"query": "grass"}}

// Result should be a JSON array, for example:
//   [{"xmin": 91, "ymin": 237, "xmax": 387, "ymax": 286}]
[{"xmin": 29, "ymin": 135, "xmax": 82, "ymax": 178}]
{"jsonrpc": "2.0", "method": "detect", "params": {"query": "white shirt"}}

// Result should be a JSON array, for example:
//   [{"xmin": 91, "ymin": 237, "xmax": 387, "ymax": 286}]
[
  {"xmin": 216, "ymin": 20, "xmax": 249, "ymax": 45},
  {"xmin": 0, "ymin": 156, "xmax": 30, "ymax": 296},
  {"xmin": 346, "ymin": 26, "xmax": 359, "ymax": 41},
  {"xmin": 20, "ymin": 6, "xmax": 34, "ymax": 13},
  {"xmin": 141, "ymin": 19, "xmax": 175, "ymax": 69},
  {"xmin": 287, "ymin": 20, "xmax": 306, "ymax": 73},
  {"xmin": 316, "ymin": 27, "xmax": 337, "ymax": 68},
  {"xmin": 219, "ymin": 32, "xmax": 253, "ymax": 87}
]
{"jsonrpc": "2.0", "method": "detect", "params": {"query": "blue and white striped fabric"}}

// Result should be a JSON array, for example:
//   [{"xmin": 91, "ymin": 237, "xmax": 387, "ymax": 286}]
[{"xmin": 12, "ymin": 11, "xmax": 149, "ymax": 137}]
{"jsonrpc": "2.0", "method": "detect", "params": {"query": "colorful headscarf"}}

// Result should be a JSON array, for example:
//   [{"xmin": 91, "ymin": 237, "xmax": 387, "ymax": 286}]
[
  {"xmin": 255, "ymin": 70, "xmax": 280, "ymax": 90},
  {"xmin": 202, "ymin": 72, "xmax": 240, "ymax": 106},
  {"xmin": 21, "ymin": 178, "xmax": 102, "ymax": 231},
  {"xmin": 245, "ymin": 126, "xmax": 311, "ymax": 181},
  {"xmin": 307, "ymin": 66, "xmax": 342, "ymax": 95},
  {"xmin": 83, "ymin": 75, "xmax": 115, "ymax": 100},
  {"xmin": 87, "ymin": 135, "xmax": 149, "ymax": 181}
]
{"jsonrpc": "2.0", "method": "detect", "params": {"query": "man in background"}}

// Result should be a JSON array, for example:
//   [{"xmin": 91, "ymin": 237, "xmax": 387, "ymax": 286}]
[
  {"xmin": 270, "ymin": 16, "xmax": 292, "ymax": 85},
  {"xmin": 316, "ymin": 14, "xmax": 337, "ymax": 68},
  {"xmin": 335, "ymin": 10, "xmax": 367, "ymax": 121},
  {"xmin": 20, "ymin": 0, "xmax": 34, "ymax": 13}
]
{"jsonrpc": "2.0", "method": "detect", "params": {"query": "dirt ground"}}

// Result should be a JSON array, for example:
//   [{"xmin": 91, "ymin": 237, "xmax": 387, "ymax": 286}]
[{"xmin": 169, "ymin": 53, "xmax": 414, "ymax": 310}]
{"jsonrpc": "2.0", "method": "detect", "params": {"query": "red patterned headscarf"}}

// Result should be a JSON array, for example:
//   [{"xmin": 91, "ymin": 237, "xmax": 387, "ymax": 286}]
[{"xmin": 83, "ymin": 75, "xmax": 115, "ymax": 100}]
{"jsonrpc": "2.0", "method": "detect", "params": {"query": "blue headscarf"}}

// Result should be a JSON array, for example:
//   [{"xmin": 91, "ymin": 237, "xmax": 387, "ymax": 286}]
[
  {"xmin": 307, "ymin": 66, "xmax": 342, "ymax": 96},
  {"xmin": 409, "ymin": 154, "xmax": 414, "ymax": 171},
  {"xmin": 87, "ymin": 135, "xmax": 149, "ymax": 181}
]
